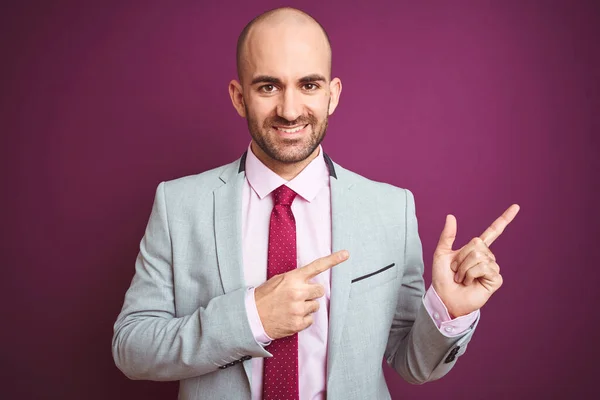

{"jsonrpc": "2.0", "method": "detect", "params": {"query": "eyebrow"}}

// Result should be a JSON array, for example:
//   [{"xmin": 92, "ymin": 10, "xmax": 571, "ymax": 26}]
[
  {"xmin": 251, "ymin": 75, "xmax": 281, "ymax": 85},
  {"xmin": 250, "ymin": 74, "xmax": 328, "ymax": 86},
  {"xmin": 299, "ymin": 74, "xmax": 327, "ymax": 84}
]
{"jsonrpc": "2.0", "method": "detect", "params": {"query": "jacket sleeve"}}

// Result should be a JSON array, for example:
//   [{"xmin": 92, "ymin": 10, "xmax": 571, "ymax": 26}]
[
  {"xmin": 112, "ymin": 182, "xmax": 270, "ymax": 381},
  {"xmin": 384, "ymin": 189, "xmax": 479, "ymax": 384}
]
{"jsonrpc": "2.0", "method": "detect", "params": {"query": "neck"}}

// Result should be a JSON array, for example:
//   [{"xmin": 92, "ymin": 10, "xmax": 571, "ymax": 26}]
[{"xmin": 250, "ymin": 141, "xmax": 320, "ymax": 181}]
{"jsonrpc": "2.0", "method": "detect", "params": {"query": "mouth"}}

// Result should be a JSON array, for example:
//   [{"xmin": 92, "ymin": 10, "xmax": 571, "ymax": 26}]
[{"xmin": 273, "ymin": 124, "xmax": 309, "ymax": 135}]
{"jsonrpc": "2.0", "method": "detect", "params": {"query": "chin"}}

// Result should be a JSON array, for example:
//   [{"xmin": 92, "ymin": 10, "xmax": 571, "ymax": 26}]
[{"xmin": 268, "ymin": 141, "xmax": 317, "ymax": 164}]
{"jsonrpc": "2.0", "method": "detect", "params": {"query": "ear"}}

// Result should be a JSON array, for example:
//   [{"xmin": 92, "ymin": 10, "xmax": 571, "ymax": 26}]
[
  {"xmin": 327, "ymin": 77, "xmax": 342, "ymax": 116},
  {"xmin": 228, "ymin": 80, "xmax": 246, "ymax": 118}
]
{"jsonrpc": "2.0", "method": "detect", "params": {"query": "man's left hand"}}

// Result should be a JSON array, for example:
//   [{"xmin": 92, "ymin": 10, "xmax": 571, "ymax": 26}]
[{"xmin": 431, "ymin": 204, "xmax": 520, "ymax": 318}]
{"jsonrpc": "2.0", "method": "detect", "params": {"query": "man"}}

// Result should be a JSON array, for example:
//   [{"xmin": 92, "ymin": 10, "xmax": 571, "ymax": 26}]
[{"xmin": 112, "ymin": 7, "xmax": 519, "ymax": 400}]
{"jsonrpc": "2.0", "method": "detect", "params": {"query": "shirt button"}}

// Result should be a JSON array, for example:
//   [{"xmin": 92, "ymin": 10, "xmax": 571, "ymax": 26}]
[
  {"xmin": 434, "ymin": 312, "xmax": 440, "ymax": 320},
  {"xmin": 444, "ymin": 326, "xmax": 454, "ymax": 333}
]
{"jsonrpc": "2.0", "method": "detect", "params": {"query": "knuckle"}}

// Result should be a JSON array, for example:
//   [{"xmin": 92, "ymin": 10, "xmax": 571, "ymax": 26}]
[
  {"xmin": 298, "ymin": 302, "xmax": 309, "ymax": 315},
  {"xmin": 311, "ymin": 264, "xmax": 324, "ymax": 276},
  {"xmin": 315, "ymin": 285, "xmax": 325, "ymax": 298},
  {"xmin": 312, "ymin": 301, "xmax": 321, "ymax": 313},
  {"xmin": 303, "ymin": 315, "xmax": 314, "ymax": 329},
  {"xmin": 280, "ymin": 272, "xmax": 293, "ymax": 284},
  {"xmin": 461, "ymin": 258, "xmax": 470, "ymax": 269},
  {"xmin": 290, "ymin": 303, "xmax": 304, "ymax": 316},
  {"xmin": 460, "ymin": 247, "xmax": 471, "ymax": 259},
  {"xmin": 288, "ymin": 289, "xmax": 300, "ymax": 301},
  {"xmin": 293, "ymin": 318, "xmax": 305, "ymax": 332}
]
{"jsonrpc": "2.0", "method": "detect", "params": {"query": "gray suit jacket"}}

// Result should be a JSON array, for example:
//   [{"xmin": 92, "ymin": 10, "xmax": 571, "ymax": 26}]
[{"xmin": 112, "ymin": 153, "xmax": 478, "ymax": 399}]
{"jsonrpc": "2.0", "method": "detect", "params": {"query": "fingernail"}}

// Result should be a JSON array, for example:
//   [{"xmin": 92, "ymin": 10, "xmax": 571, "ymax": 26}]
[
  {"xmin": 454, "ymin": 273, "xmax": 459, "ymax": 283},
  {"xmin": 341, "ymin": 250, "xmax": 349, "ymax": 259},
  {"xmin": 451, "ymin": 261, "xmax": 457, "ymax": 272}
]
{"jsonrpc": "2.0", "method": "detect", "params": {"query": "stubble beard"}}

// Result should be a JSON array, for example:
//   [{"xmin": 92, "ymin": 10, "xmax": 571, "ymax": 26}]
[{"xmin": 245, "ymin": 103, "xmax": 329, "ymax": 164}]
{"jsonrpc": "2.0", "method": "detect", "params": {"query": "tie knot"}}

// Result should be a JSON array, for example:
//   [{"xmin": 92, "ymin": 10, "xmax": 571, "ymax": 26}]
[{"xmin": 272, "ymin": 185, "xmax": 297, "ymax": 206}]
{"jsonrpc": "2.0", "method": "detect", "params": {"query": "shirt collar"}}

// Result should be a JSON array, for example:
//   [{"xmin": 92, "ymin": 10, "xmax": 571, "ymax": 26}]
[{"xmin": 244, "ymin": 143, "xmax": 330, "ymax": 202}]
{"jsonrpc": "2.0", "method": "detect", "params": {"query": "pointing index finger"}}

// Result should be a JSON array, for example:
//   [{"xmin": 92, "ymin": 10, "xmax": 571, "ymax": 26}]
[
  {"xmin": 299, "ymin": 250, "xmax": 349, "ymax": 279},
  {"xmin": 480, "ymin": 204, "xmax": 520, "ymax": 246}
]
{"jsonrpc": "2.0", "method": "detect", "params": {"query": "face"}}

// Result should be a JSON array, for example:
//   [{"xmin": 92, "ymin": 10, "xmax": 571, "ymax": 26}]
[
  {"xmin": 244, "ymin": 94, "xmax": 330, "ymax": 164},
  {"xmin": 230, "ymin": 20, "xmax": 342, "ymax": 165}
]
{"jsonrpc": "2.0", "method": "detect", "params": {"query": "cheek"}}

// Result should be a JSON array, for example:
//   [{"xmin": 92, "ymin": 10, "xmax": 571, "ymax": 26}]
[
  {"xmin": 246, "ymin": 101, "xmax": 273, "ymax": 123},
  {"xmin": 306, "ymin": 98, "xmax": 329, "ymax": 120},
  {"xmin": 312, "ymin": 93, "xmax": 331, "ymax": 110}
]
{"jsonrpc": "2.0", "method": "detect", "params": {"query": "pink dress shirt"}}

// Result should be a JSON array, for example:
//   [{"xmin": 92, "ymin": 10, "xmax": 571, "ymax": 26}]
[{"xmin": 240, "ymin": 144, "xmax": 478, "ymax": 400}]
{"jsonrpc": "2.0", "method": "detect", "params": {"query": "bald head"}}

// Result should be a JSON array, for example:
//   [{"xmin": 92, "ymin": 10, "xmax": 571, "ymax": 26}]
[
  {"xmin": 236, "ymin": 7, "xmax": 332, "ymax": 83},
  {"xmin": 228, "ymin": 7, "xmax": 343, "ymax": 171}
]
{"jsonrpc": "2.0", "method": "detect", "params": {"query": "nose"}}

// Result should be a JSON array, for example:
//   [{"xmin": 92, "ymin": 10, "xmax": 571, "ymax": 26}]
[{"xmin": 276, "ymin": 88, "xmax": 302, "ymax": 122}]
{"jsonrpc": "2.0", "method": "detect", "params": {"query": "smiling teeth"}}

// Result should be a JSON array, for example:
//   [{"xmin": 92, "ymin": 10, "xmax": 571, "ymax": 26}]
[{"xmin": 278, "ymin": 125, "xmax": 305, "ymax": 133}]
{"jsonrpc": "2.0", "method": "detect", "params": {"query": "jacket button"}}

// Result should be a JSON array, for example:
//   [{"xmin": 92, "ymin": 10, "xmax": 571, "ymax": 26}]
[{"xmin": 444, "ymin": 346, "xmax": 460, "ymax": 364}]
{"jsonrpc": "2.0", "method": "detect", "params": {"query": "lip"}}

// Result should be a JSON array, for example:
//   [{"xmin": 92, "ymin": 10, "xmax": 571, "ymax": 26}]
[{"xmin": 273, "ymin": 124, "xmax": 309, "ymax": 136}]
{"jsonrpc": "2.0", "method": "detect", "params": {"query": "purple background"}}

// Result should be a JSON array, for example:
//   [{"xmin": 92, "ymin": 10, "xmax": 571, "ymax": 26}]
[{"xmin": 2, "ymin": 0, "xmax": 598, "ymax": 398}]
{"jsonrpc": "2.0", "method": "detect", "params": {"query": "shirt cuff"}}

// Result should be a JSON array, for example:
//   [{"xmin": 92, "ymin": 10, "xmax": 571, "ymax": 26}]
[
  {"xmin": 423, "ymin": 285, "xmax": 479, "ymax": 337},
  {"xmin": 244, "ymin": 287, "xmax": 273, "ymax": 345}
]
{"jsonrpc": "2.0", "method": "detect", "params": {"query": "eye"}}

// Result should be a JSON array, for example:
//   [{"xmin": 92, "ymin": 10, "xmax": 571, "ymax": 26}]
[
  {"xmin": 303, "ymin": 83, "xmax": 319, "ymax": 91},
  {"xmin": 259, "ymin": 84, "xmax": 277, "ymax": 93}
]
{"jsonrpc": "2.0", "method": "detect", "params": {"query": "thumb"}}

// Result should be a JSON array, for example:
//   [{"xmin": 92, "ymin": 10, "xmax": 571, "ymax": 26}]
[{"xmin": 435, "ymin": 214, "xmax": 457, "ymax": 253}]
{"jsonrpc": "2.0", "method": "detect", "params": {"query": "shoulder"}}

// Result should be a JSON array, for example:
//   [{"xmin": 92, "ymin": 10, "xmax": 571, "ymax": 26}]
[
  {"xmin": 331, "ymin": 160, "xmax": 418, "ymax": 229},
  {"xmin": 156, "ymin": 158, "xmax": 240, "ymax": 205},
  {"xmin": 332, "ymin": 160, "xmax": 414, "ymax": 203}
]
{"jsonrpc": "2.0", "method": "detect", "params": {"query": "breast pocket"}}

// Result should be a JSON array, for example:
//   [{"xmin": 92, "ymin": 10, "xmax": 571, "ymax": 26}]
[{"xmin": 349, "ymin": 263, "xmax": 397, "ymax": 296}]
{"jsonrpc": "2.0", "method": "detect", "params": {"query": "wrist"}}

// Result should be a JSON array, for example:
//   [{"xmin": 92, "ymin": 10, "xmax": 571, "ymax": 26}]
[{"xmin": 245, "ymin": 287, "xmax": 273, "ymax": 344}]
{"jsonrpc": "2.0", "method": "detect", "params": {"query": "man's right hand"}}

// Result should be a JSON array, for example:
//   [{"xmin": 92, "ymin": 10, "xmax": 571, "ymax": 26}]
[{"xmin": 254, "ymin": 250, "xmax": 349, "ymax": 340}]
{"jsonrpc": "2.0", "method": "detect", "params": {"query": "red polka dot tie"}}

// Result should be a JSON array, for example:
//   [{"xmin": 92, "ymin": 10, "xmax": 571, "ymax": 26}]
[{"xmin": 263, "ymin": 185, "xmax": 299, "ymax": 400}]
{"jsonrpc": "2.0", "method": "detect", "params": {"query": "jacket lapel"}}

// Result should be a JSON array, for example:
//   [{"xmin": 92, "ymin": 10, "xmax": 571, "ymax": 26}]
[
  {"xmin": 213, "ymin": 156, "xmax": 254, "ymax": 385},
  {"xmin": 214, "ymin": 159, "xmax": 246, "ymax": 294},
  {"xmin": 327, "ymin": 165, "xmax": 359, "ymax": 381}
]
